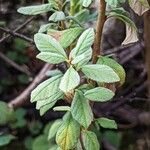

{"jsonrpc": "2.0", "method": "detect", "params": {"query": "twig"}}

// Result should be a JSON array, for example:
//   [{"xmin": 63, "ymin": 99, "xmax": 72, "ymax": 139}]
[
  {"xmin": 0, "ymin": 27, "xmax": 34, "ymax": 44},
  {"xmin": 119, "ymin": 42, "xmax": 144, "ymax": 64},
  {"xmin": 0, "ymin": 17, "xmax": 35, "ymax": 43},
  {"xmin": 8, "ymin": 63, "xmax": 54, "ymax": 108},
  {"xmin": 0, "ymin": 51, "xmax": 31, "ymax": 76},
  {"xmin": 108, "ymin": 97, "xmax": 149, "ymax": 113},
  {"xmin": 92, "ymin": 0, "xmax": 106, "ymax": 63},
  {"xmin": 126, "ymin": 81, "xmax": 147, "ymax": 98},
  {"xmin": 104, "ymin": 41, "xmax": 144, "ymax": 56}
]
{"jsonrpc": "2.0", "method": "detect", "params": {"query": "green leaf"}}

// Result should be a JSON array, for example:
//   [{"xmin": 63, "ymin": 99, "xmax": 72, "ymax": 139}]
[
  {"xmin": 48, "ymin": 0, "xmax": 59, "ymax": 9},
  {"xmin": 47, "ymin": 27, "xmax": 83, "ymax": 49},
  {"xmin": 97, "ymin": 56, "xmax": 126, "ymax": 86},
  {"xmin": 56, "ymin": 112, "xmax": 80, "ymax": 150},
  {"xmin": 34, "ymin": 33, "xmax": 67, "ymax": 59},
  {"xmin": 11, "ymin": 108, "xmax": 27, "ymax": 128},
  {"xmin": 81, "ymin": 64, "xmax": 120, "ymax": 83},
  {"xmin": 31, "ymin": 74, "xmax": 64, "ymax": 115},
  {"xmin": 70, "ymin": 28, "xmax": 95, "ymax": 59},
  {"xmin": 46, "ymin": 69, "xmax": 62, "ymax": 77},
  {"xmin": 0, "ymin": 134, "xmax": 16, "ymax": 146},
  {"xmin": 96, "ymin": 117, "xmax": 117, "ymax": 129},
  {"xmin": 36, "ymin": 52, "xmax": 66, "ymax": 64},
  {"xmin": 31, "ymin": 74, "xmax": 63, "ymax": 103},
  {"xmin": 39, "ymin": 103, "xmax": 55, "ymax": 116},
  {"xmin": 38, "ymin": 23, "xmax": 56, "ymax": 33},
  {"xmin": 29, "ymin": 121, "xmax": 43, "ymax": 135},
  {"xmin": 71, "ymin": 90, "xmax": 93, "ymax": 128},
  {"xmin": 103, "ymin": 131, "xmax": 121, "ymax": 148},
  {"xmin": 53, "ymin": 106, "xmax": 71, "ymax": 112},
  {"xmin": 78, "ymin": 84, "xmax": 94, "ymax": 93},
  {"xmin": 49, "ymin": 11, "xmax": 66, "ymax": 22},
  {"xmin": 84, "ymin": 87, "xmax": 115, "ymax": 102},
  {"xmin": 107, "ymin": 8, "xmax": 136, "ymax": 28},
  {"xmin": 83, "ymin": 0, "xmax": 92, "ymax": 7},
  {"xmin": 73, "ymin": 9, "xmax": 97, "ymax": 24},
  {"xmin": 48, "ymin": 119, "xmax": 62, "ymax": 140},
  {"xmin": 76, "ymin": 140, "xmax": 82, "ymax": 150},
  {"xmin": 72, "ymin": 48, "xmax": 92, "ymax": 70},
  {"xmin": 0, "ymin": 101, "xmax": 15, "ymax": 125},
  {"xmin": 36, "ymin": 91, "xmax": 63, "ymax": 109},
  {"xmin": 107, "ymin": 8, "xmax": 138, "ymax": 45},
  {"xmin": 82, "ymin": 130, "xmax": 100, "ymax": 150},
  {"xmin": 17, "ymin": 4, "xmax": 54, "ymax": 15},
  {"xmin": 32, "ymin": 135, "xmax": 50, "ymax": 150},
  {"xmin": 59, "ymin": 66, "xmax": 80, "ymax": 93}
]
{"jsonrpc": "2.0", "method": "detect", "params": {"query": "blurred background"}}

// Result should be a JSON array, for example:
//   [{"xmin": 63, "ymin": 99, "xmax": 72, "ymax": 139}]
[{"xmin": 0, "ymin": 0, "xmax": 150, "ymax": 150}]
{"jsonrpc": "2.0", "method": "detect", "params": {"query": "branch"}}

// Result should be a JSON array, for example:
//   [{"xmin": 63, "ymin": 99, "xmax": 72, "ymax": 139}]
[
  {"xmin": 8, "ymin": 63, "xmax": 54, "ymax": 108},
  {"xmin": 104, "ymin": 41, "xmax": 144, "ymax": 56},
  {"xmin": 0, "ymin": 51, "xmax": 32, "ymax": 76},
  {"xmin": 0, "ymin": 16, "xmax": 35, "ymax": 43},
  {"xmin": 0, "ymin": 27, "xmax": 34, "ymax": 44},
  {"xmin": 92, "ymin": 0, "xmax": 106, "ymax": 63}
]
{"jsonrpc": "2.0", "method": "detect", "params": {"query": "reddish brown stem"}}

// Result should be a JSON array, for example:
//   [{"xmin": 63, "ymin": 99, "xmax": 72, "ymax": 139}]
[
  {"xmin": 92, "ymin": 0, "xmax": 106, "ymax": 64},
  {"xmin": 8, "ymin": 64, "xmax": 54, "ymax": 108}
]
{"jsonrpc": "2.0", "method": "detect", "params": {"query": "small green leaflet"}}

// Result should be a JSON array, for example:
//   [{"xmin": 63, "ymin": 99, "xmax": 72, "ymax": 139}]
[
  {"xmin": 38, "ymin": 23, "xmax": 56, "ymax": 33},
  {"xmin": 49, "ymin": 11, "xmax": 66, "ymax": 22},
  {"xmin": 34, "ymin": 33, "xmax": 67, "ymax": 59},
  {"xmin": 72, "ymin": 48, "xmax": 92, "ymax": 70},
  {"xmin": 83, "ymin": 0, "xmax": 92, "ymax": 7},
  {"xmin": 46, "ymin": 69, "xmax": 62, "ymax": 77},
  {"xmin": 48, "ymin": 27, "xmax": 83, "ymax": 49},
  {"xmin": 97, "ymin": 56, "xmax": 126, "ymax": 86},
  {"xmin": 39, "ymin": 103, "xmax": 56, "ymax": 116},
  {"xmin": 0, "ymin": 101, "xmax": 15, "ymax": 125},
  {"xmin": 70, "ymin": 28, "xmax": 95, "ymax": 59},
  {"xmin": 84, "ymin": 87, "xmax": 115, "ymax": 102},
  {"xmin": 96, "ymin": 117, "xmax": 117, "ymax": 129},
  {"xmin": 0, "ymin": 134, "xmax": 16, "ymax": 146},
  {"xmin": 59, "ymin": 66, "xmax": 80, "ymax": 93},
  {"xmin": 48, "ymin": 119, "xmax": 62, "ymax": 140},
  {"xmin": 82, "ymin": 130, "xmax": 100, "ymax": 150},
  {"xmin": 81, "ymin": 64, "xmax": 120, "ymax": 83},
  {"xmin": 32, "ymin": 135, "xmax": 50, "ymax": 150},
  {"xmin": 78, "ymin": 84, "xmax": 94, "ymax": 93},
  {"xmin": 17, "ymin": 4, "xmax": 54, "ymax": 15},
  {"xmin": 71, "ymin": 90, "xmax": 93, "ymax": 128},
  {"xmin": 56, "ymin": 112, "xmax": 80, "ymax": 150}
]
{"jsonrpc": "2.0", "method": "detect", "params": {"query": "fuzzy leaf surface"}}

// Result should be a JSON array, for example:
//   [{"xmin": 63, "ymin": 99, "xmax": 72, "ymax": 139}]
[
  {"xmin": 56, "ymin": 112, "xmax": 80, "ymax": 150},
  {"xmin": 84, "ymin": 87, "xmax": 115, "ymax": 102},
  {"xmin": 71, "ymin": 90, "xmax": 93, "ymax": 128},
  {"xmin": 82, "ymin": 64, "xmax": 120, "ymax": 83}
]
